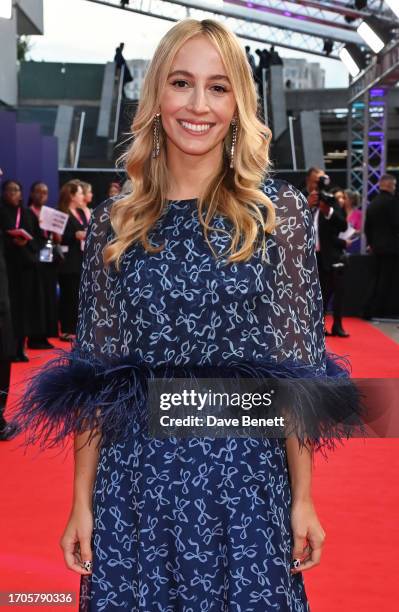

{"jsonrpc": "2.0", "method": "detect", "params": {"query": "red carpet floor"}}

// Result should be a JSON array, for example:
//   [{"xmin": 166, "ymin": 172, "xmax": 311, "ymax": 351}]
[{"xmin": 0, "ymin": 316, "xmax": 398, "ymax": 611}]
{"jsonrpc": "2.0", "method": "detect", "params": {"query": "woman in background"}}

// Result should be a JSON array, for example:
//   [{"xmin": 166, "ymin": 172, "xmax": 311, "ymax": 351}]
[
  {"xmin": 343, "ymin": 189, "xmax": 362, "ymax": 254},
  {"xmin": 0, "ymin": 170, "xmax": 17, "ymax": 440},
  {"xmin": 80, "ymin": 182, "xmax": 94, "ymax": 220},
  {"xmin": 27, "ymin": 181, "xmax": 58, "ymax": 349},
  {"xmin": 57, "ymin": 181, "xmax": 88, "ymax": 342},
  {"xmin": 0, "ymin": 180, "xmax": 44, "ymax": 362}
]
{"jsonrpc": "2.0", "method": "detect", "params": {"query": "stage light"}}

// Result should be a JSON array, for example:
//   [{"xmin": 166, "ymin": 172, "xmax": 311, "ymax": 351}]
[
  {"xmin": 339, "ymin": 44, "xmax": 366, "ymax": 77},
  {"xmin": 357, "ymin": 17, "xmax": 390, "ymax": 53},
  {"xmin": 385, "ymin": 0, "xmax": 399, "ymax": 20},
  {"xmin": 0, "ymin": 0, "xmax": 12, "ymax": 19}
]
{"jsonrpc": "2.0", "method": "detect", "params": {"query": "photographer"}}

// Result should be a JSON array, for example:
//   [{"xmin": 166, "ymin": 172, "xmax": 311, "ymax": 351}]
[{"xmin": 304, "ymin": 168, "xmax": 350, "ymax": 337}]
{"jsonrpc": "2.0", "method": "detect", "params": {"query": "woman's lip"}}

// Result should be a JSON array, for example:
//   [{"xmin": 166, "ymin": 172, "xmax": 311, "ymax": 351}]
[{"xmin": 177, "ymin": 119, "xmax": 215, "ymax": 126}]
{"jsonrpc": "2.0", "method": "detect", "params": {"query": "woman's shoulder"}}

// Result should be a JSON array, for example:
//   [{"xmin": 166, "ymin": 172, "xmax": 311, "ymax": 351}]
[
  {"xmin": 261, "ymin": 176, "xmax": 310, "ymax": 225},
  {"xmin": 88, "ymin": 196, "xmax": 122, "ymax": 237}
]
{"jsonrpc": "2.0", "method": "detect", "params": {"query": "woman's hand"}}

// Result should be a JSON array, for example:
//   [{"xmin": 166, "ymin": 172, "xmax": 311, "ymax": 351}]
[
  {"xmin": 60, "ymin": 504, "xmax": 93, "ymax": 575},
  {"xmin": 290, "ymin": 498, "xmax": 326, "ymax": 574},
  {"xmin": 75, "ymin": 230, "xmax": 87, "ymax": 241}
]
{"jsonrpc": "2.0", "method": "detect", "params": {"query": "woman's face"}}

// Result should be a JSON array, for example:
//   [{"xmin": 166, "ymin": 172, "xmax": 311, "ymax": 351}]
[
  {"xmin": 343, "ymin": 192, "xmax": 351, "ymax": 208},
  {"xmin": 334, "ymin": 190, "xmax": 345, "ymax": 208},
  {"xmin": 31, "ymin": 183, "xmax": 48, "ymax": 207},
  {"xmin": 160, "ymin": 35, "xmax": 237, "ymax": 159},
  {"xmin": 84, "ymin": 187, "xmax": 93, "ymax": 204},
  {"xmin": 70, "ymin": 185, "xmax": 85, "ymax": 207},
  {"xmin": 3, "ymin": 182, "xmax": 22, "ymax": 207},
  {"xmin": 108, "ymin": 184, "xmax": 120, "ymax": 197}
]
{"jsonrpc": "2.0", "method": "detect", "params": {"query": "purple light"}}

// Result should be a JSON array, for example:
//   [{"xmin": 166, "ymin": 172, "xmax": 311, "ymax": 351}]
[
  {"xmin": 247, "ymin": 2, "xmax": 254, "ymax": 6},
  {"xmin": 371, "ymin": 88, "xmax": 385, "ymax": 96},
  {"xmin": 284, "ymin": 10, "xmax": 292, "ymax": 16}
]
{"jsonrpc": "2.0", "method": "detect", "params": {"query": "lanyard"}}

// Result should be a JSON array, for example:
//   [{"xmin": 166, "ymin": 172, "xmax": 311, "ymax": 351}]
[
  {"xmin": 15, "ymin": 207, "xmax": 21, "ymax": 229},
  {"xmin": 81, "ymin": 207, "xmax": 91, "ymax": 223},
  {"xmin": 70, "ymin": 208, "xmax": 85, "ymax": 226}
]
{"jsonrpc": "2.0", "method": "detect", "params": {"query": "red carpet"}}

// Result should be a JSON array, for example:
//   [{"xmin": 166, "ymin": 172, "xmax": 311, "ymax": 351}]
[{"xmin": 1, "ymin": 317, "xmax": 398, "ymax": 611}]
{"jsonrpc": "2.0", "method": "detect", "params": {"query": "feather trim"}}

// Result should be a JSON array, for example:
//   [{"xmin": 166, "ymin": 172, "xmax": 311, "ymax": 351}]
[{"xmin": 6, "ymin": 347, "xmax": 366, "ymax": 457}]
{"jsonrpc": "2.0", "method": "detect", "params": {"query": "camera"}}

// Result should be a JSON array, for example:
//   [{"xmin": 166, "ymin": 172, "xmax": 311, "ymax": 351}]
[{"xmin": 317, "ymin": 174, "xmax": 336, "ymax": 207}]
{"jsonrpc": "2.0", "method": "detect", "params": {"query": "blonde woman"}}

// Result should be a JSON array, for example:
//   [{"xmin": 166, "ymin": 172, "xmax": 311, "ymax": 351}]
[{"xmin": 11, "ymin": 19, "xmax": 363, "ymax": 611}]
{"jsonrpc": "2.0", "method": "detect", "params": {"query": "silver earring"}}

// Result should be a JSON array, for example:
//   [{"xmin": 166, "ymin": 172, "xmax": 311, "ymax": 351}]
[
  {"xmin": 230, "ymin": 118, "xmax": 238, "ymax": 169},
  {"xmin": 152, "ymin": 113, "xmax": 161, "ymax": 158}
]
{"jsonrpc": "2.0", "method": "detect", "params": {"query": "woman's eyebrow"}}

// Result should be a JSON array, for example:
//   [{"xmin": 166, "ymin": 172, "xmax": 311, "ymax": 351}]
[{"xmin": 168, "ymin": 70, "xmax": 230, "ymax": 82}]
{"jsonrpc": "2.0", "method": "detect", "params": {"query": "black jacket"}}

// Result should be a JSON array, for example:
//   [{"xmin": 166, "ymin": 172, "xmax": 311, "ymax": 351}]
[
  {"xmin": 317, "ymin": 204, "xmax": 348, "ymax": 271},
  {"xmin": 59, "ymin": 209, "xmax": 88, "ymax": 276},
  {"xmin": 364, "ymin": 190, "xmax": 399, "ymax": 255}
]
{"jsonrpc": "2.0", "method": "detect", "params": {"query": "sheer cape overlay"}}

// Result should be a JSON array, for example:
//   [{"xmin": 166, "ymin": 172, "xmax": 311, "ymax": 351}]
[{"xmin": 9, "ymin": 178, "xmax": 365, "ymax": 456}]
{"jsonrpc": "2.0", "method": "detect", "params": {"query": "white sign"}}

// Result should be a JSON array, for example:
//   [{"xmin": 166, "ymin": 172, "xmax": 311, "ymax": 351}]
[{"xmin": 39, "ymin": 206, "xmax": 69, "ymax": 235}]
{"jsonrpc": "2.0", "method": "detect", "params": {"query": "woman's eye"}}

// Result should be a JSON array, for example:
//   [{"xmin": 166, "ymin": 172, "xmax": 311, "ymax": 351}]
[
  {"xmin": 211, "ymin": 85, "xmax": 227, "ymax": 94},
  {"xmin": 171, "ymin": 80, "xmax": 189, "ymax": 88}
]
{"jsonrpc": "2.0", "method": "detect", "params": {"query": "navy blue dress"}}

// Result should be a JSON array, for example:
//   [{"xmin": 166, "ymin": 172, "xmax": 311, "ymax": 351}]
[{"xmin": 10, "ymin": 178, "xmax": 364, "ymax": 611}]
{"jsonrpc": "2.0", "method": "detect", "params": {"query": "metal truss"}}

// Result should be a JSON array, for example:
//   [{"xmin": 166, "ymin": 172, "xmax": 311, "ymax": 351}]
[
  {"xmin": 348, "ymin": 87, "xmax": 388, "ymax": 253},
  {"xmin": 347, "ymin": 39, "xmax": 398, "ymax": 253},
  {"xmin": 348, "ymin": 40, "xmax": 399, "ymax": 103},
  {"xmin": 347, "ymin": 98, "xmax": 365, "ymax": 197},
  {"xmin": 85, "ymin": 0, "xmax": 392, "ymax": 58}
]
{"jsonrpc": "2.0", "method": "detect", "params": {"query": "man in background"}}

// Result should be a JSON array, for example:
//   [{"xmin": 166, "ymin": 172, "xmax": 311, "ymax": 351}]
[{"xmin": 364, "ymin": 174, "xmax": 399, "ymax": 319}]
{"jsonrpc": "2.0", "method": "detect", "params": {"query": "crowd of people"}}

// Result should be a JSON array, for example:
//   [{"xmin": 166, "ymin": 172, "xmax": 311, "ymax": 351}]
[{"xmin": 0, "ymin": 174, "xmax": 123, "ymax": 439}]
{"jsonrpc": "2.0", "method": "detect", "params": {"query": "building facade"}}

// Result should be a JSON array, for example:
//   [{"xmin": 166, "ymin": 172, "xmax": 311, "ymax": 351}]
[
  {"xmin": 283, "ymin": 58, "xmax": 325, "ymax": 89},
  {"xmin": 0, "ymin": 0, "xmax": 44, "ymax": 107}
]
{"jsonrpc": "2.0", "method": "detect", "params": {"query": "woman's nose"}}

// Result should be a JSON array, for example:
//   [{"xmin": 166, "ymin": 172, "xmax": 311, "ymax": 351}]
[{"xmin": 186, "ymin": 86, "xmax": 210, "ymax": 113}]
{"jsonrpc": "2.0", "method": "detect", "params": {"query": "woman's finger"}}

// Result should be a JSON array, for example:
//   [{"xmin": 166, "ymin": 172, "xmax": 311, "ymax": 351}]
[
  {"xmin": 291, "ymin": 543, "xmax": 323, "ymax": 573},
  {"xmin": 62, "ymin": 539, "xmax": 92, "ymax": 575},
  {"xmin": 79, "ymin": 535, "xmax": 93, "ymax": 574}
]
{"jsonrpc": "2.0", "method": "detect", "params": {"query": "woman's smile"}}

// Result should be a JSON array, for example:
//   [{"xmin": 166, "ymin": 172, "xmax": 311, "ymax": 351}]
[{"xmin": 177, "ymin": 119, "xmax": 215, "ymax": 135}]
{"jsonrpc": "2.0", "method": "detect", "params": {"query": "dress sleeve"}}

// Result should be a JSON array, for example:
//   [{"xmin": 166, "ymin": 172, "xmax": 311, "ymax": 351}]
[
  {"xmin": 7, "ymin": 199, "xmax": 145, "ymax": 451},
  {"xmin": 259, "ymin": 179, "xmax": 366, "ymax": 455}
]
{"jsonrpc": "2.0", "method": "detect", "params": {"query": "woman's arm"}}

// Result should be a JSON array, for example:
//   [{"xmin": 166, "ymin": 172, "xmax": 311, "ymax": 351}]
[
  {"xmin": 285, "ymin": 436, "xmax": 326, "ymax": 575},
  {"xmin": 60, "ymin": 429, "xmax": 101, "ymax": 575},
  {"xmin": 72, "ymin": 429, "xmax": 101, "ymax": 509},
  {"xmin": 285, "ymin": 435, "xmax": 313, "ymax": 502}
]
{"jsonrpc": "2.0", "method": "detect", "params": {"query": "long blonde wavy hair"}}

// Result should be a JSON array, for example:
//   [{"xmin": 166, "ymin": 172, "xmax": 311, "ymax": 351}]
[{"xmin": 104, "ymin": 19, "xmax": 276, "ymax": 270}]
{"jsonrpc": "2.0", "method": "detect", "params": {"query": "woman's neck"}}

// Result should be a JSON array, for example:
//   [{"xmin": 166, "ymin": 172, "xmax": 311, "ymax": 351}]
[{"xmin": 165, "ymin": 141, "xmax": 222, "ymax": 200}]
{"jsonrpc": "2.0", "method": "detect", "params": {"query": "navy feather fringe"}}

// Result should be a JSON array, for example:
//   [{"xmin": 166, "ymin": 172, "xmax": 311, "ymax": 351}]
[{"xmin": 7, "ymin": 346, "xmax": 367, "ymax": 457}]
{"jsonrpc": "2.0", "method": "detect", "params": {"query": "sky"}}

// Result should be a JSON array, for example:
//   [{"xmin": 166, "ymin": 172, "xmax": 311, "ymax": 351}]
[{"xmin": 27, "ymin": 0, "xmax": 349, "ymax": 88}]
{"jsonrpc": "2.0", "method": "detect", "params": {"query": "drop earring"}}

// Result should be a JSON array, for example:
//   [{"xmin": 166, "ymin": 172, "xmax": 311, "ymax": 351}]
[
  {"xmin": 152, "ymin": 113, "xmax": 161, "ymax": 158},
  {"xmin": 230, "ymin": 118, "xmax": 238, "ymax": 169}
]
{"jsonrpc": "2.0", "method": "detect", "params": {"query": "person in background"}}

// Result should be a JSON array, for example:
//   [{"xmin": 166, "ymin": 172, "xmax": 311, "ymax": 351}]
[
  {"xmin": 331, "ymin": 187, "xmax": 345, "ymax": 209},
  {"xmin": 303, "ymin": 168, "xmax": 350, "ymax": 337},
  {"xmin": 80, "ymin": 181, "xmax": 94, "ymax": 222},
  {"xmin": 342, "ymin": 189, "xmax": 362, "ymax": 255},
  {"xmin": 245, "ymin": 45, "xmax": 256, "ymax": 77},
  {"xmin": 58, "ymin": 181, "xmax": 88, "ymax": 342},
  {"xmin": 0, "ymin": 169, "xmax": 18, "ymax": 440},
  {"xmin": 0, "ymin": 180, "xmax": 44, "ymax": 361},
  {"xmin": 27, "ymin": 181, "xmax": 59, "ymax": 349},
  {"xmin": 364, "ymin": 174, "xmax": 399, "ymax": 319},
  {"xmin": 107, "ymin": 181, "xmax": 121, "ymax": 198},
  {"xmin": 114, "ymin": 42, "xmax": 133, "ymax": 96}
]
